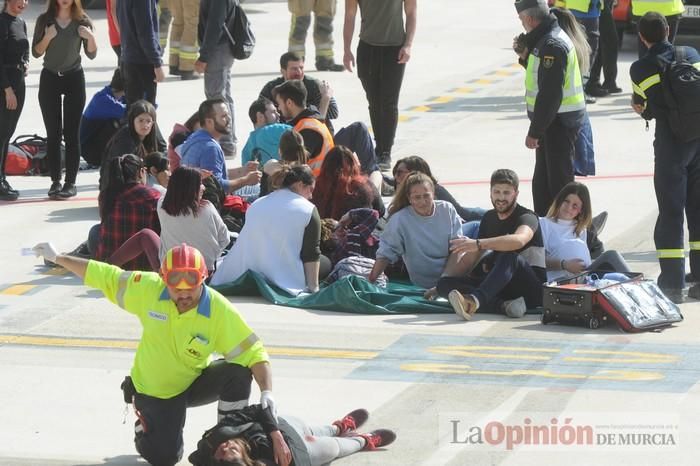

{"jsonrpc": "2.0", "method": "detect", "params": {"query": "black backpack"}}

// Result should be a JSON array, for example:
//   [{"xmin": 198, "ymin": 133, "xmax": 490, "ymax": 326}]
[
  {"xmin": 223, "ymin": 0, "xmax": 255, "ymax": 60},
  {"xmin": 656, "ymin": 47, "xmax": 700, "ymax": 142}
]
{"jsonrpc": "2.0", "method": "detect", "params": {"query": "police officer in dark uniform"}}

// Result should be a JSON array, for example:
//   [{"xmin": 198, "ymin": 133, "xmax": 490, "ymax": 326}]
[
  {"xmin": 515, "ymin": 0, "xmax": 586, "ymax": 216},
  {"xmin": 630, "ymin": 12, "xmax": 700, "ymax": 302}
]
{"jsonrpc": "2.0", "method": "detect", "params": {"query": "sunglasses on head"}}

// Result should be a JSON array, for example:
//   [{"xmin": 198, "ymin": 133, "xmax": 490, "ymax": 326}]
[{"xmin": 163, "ymin": 269, "xmax": 204, "ymax": 289}]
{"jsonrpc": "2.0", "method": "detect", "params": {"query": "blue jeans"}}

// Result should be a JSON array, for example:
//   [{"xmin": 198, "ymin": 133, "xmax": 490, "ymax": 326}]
[{"xmin": 437, "ymin": 252, "xmax": 544, "ymax": 312}]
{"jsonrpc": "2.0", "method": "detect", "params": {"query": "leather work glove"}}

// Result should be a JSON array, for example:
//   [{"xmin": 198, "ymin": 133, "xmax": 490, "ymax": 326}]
[
  {"xmin": 260, "ymin": 390, "xmax": 277, "ymax": 420},
  {"xmin": 33, "ymin": 242, "xmax": 58, "ymax": 263}
]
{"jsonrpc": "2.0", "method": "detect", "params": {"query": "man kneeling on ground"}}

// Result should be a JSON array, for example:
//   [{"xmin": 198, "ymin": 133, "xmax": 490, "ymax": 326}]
[{"xmin": 32, "ymin": 242, "xmax": 277, "ymax": 466}]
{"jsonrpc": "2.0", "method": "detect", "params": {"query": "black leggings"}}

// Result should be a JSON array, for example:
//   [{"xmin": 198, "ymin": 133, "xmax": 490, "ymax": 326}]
[
  {"xmin": 38, "ymin": 67, "xmax": 86, "ymax": 184},
  {"xmin": 0, "ymin": 68, "xmax": 26, "ymax": 178},
  {"xmin": 356, "ymin": 40, "xmax": 405, "ymax": 157}
]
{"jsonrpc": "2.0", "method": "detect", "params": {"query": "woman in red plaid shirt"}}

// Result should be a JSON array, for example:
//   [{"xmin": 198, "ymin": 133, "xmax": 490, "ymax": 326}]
[{"xmin": 91, "ymin": 154, "xmax": 161, "ymax": 270}]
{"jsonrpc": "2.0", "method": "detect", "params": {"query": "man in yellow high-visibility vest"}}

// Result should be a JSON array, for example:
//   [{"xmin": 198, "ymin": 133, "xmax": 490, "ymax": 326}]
[
  {"xmin": 632, "ymin": 0, "xmax": 685, "ymax": 57},
  {"xmin": 32, "ymin": 242, "xmax": 278, "ymax": 466},
  {"xmin": 515, "ymin": 0, "xmax": 586, "ymax": 215}
]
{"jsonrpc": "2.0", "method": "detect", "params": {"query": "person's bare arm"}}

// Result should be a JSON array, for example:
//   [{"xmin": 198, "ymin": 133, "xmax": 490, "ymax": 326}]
[
  {"xmin": 250, "ymin": 361, "xmax": 272, "ymax": 392},
  {"xmin": 368, "ymin": 257, "xmax": 389, "ymax": 283},
  {"xmin": 54, "ymin": 255, "xmax": 90, "ymax": 280},
  {"xmin": 303, "ymin": 261, "xmax": 320, "ymax": 292},
  {"xmin": 343, "ymin": 0, "xmax": 359, "ymax": 71},
  {"xmin": 450, "ymin": 225, "xmax": 535, "ymax": 255},
  {"xmin": 398, "ymin": 0, "xmax": 417, "ymax": 64},
  {"xmin": 318, "ymin": 80, "xmax": 332, "ymax": 119}
]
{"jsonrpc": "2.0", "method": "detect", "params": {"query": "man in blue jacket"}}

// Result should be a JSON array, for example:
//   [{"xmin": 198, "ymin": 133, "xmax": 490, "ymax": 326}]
[
  {"xmin": 117, "ymin": 0, "xmax": 165, "ymax": 107},
  {"xmin": 80, "ymin": 69, "xmax": 127, "ymax": 167},
  {"xmin": 181, "ymin": 99, "xmax": 262, "ymax": 194}
]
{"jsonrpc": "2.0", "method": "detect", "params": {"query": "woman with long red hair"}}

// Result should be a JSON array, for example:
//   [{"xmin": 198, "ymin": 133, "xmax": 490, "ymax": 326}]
[{"xmin": 311, "ymin": 145, "xmax": 384, "ymax": 220}]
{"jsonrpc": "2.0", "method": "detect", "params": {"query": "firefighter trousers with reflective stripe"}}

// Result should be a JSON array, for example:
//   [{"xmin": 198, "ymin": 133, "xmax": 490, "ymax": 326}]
[
  {"xmin": 169, "ymin": 0, "xmax": 200, "ymax": 71},
  {"xmin": 288, "ymin": 0, "xmax": 337, "ymax": 59},
  {"xmin": 653, "ymin": 126, "xmax": 700, "ymax": 289}
]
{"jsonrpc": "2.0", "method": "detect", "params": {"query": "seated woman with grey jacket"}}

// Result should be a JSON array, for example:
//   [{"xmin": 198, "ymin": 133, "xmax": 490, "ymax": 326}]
[{"xmin": 368, "ymin": 172, "xmax": 462, "ymax": 289}]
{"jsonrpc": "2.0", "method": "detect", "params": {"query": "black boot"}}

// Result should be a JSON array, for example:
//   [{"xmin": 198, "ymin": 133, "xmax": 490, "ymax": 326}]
[
  {"xmin": 316, "ymin": 57, "xmax": 345, "ymax": 72},
  {"xmin": 48, "ymin": 181, "xmax": 62, "ymax": 199},
  {"xmin": 0, "ymin": 177, "xmax": 19, "ymax": 201}
]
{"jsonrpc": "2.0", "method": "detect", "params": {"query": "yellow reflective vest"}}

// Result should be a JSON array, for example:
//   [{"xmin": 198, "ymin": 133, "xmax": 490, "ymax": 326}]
[
  {"xmin": 84, "ymin": 260, "xmax": 269, "ymax": 399},
  {"xmin": 525, "ymin": 27, "xmax": 586, "ymax": 115},
  {"xmin": 632, "ymin": 0, "xmax": 685, "ymax": 17}
]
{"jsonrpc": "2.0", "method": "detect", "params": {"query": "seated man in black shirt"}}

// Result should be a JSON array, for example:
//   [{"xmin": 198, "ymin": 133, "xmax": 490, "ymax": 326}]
[
  {"xmin": 436, "ymin": 169, "xmax": 546, "ymax": 320},
  {"xmin": 259, "ymin": 52, "xmax": 338, "ymax": 133}
]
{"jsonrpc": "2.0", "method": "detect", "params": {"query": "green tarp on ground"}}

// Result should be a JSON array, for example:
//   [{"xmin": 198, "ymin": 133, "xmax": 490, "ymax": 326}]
[{"xmin": 212, "ymin": 270, "xmax": 453, "ymax": 315}]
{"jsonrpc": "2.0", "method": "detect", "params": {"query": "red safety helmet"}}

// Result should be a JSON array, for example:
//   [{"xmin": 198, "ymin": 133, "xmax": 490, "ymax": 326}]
[{"xmin": 160, "ymin": 244, "xmax": 208, "ymax": 289}]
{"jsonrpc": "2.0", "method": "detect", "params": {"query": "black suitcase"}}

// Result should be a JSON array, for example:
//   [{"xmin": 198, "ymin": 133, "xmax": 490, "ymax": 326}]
[{"xmin": 541, "ymin": 271, "xmax": 683, "ymax": 331}]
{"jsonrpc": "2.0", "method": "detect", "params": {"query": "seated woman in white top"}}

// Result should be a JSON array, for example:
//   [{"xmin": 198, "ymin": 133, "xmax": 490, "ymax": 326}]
[
  {"xmin": 107, "ymin": 166, "xmax": 230, "ymax": 272},
  {"xmin": 368, "ymin": 172, "xmax": 462, "ymax": 289},
  {"xmin": 211, "ymin": 164, "xmax": 328, "ymax": 294},
  {"xmin": 540, "ymin": 182, "xmax": 629, "ymax": 282}
]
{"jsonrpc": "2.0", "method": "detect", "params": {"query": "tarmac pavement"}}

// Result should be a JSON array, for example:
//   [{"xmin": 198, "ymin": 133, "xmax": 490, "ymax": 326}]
[{"xmin": 1, "ymin": 1, "xmax": 699, "ymax": 465}]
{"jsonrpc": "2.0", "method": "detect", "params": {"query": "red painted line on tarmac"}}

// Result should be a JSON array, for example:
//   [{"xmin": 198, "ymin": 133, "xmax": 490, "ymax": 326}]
[
  {"xmin": 0, "ymin": 196, "xmax": 99, "ymax": 206},
  {"xmin": 441, "ymin": 173, "xmax": 654, "ymax": 187}
]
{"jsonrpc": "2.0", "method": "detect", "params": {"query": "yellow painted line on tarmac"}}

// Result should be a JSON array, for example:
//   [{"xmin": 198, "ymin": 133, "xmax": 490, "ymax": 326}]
[
  {"xmin": 564, "ymin": 349, "xmax": 679, "ymax": 364},
  {"xmin": 0, "ymin": 284, "xmax": 37, "ymax": 296},
  {"xmin": 491, "ymin": 70, "xmax": 516, "ymax": 76},
  {"xmin": 0, "ymin": 334, "xmax": 378, "ymax": 360},
  {"xmin": 410, "ymin": 105, "xmax": 432, "ymax": 112},
  {"xmin": 453, "ymin": 86, "xmax": 474, "ymax": 93},
  {"xmin": 431, "ymin": 96, "xmax": 453, "ymax": 104},
  {"xmin": 401, "ymin": 362, "xmax": 665, "ymax": 382},
  {"xmin": 510, "ymin": 62, "xmax": 522, "ymax": 69},
  {"xmin": 428, "ymin": 345, "xmax": 560, "ymax": 361},
  {"xmin": 398, "ymin": 115, "xmax": 414, "ymax": 122},
  {"xmin": 473, "ymin": 78, "xmax": 494, "ymax": 85}
]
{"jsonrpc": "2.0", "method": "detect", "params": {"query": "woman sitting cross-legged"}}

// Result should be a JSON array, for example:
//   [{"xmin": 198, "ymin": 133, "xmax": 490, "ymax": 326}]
[
  {"xmin": 89, "ymin": 154, "xmax": 161, "ymax": 271},
  {"xmin": 210, "ymin": 164, "xmax": 331, "ymax": 294},
  {"xmin": 188, "ymin": 404, "xmax": 396, "ymax": 466},
  {"xmin": 312, "ymin": 145, "xmax": 385, "ymax": 220},
  {"xmin": 540, "ymin": 181, "xmax": 630, "ymax": 282},
  {"xmin": 105, "ymin": 166, "xmax": 231, "ymax": 273},
  {"xmin": 368, "ymin": 172, "xmax": 462, "ymax": 290}
]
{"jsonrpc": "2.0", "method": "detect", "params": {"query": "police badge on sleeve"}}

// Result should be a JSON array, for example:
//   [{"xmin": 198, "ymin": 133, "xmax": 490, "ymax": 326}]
[{"xmin": 543, "ymin": 56, "xmax": 555, "ymax": 69}]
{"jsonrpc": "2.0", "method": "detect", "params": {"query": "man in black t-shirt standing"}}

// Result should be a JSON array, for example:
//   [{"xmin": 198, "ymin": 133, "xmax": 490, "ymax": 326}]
[{"xmin": 436, "ymin": 169, "xmax": 546, "ymax": 320}]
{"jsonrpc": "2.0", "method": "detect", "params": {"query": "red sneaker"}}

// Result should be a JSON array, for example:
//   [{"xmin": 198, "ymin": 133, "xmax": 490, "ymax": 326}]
[
  {"xmin": 360, "ymin": 429, "xmax": 397, "ymax": 450},
  {"xmin": 333, "ymin": 408, "xmax": 369, "ymax": 436}
]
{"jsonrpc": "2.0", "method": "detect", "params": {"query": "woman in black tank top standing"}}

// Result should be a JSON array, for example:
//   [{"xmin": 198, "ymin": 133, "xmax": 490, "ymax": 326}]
[
  {"xmin": 33, "ymin": 0, "xmax": 96, "ymax": 199},
  {"xmin": 0, "ymin": 0, "xmax": 29, "ymax": 201}
]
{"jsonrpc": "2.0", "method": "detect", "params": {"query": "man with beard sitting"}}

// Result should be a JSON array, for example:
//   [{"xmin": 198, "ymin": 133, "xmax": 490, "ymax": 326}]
[{"xmin": 435, "ymin": 169, "xmax": 547, "ymax": 320}]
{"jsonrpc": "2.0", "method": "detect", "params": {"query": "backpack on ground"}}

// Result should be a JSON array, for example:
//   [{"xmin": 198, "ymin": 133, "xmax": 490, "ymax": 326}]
[
  {"xmin": 5, "ymin": 144, "xmax": 32, "ymax": 175},
  {"xmin": 6, "ymin": 134, "xmax": 64, "ymax": 176},
  {"xmin": 223, "ymin": 0, "xmax": 255, "ymax": 60},
  {"xmin": 656, "ymin": 47, "xmax": 700, "ymax": 142}
]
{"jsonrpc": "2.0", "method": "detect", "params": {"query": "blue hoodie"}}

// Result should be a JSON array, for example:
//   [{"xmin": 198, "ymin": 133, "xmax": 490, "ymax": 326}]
[
  {"xmin": 241, "ymin": 123, "xmax": 291, "ymax": 166},
  {"xmin": 180, "ymin": 129, "xmax": 230, "ymax": 190}
]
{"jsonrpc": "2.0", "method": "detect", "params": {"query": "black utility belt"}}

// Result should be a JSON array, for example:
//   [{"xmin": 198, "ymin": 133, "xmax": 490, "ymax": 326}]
[{"xmin": 44, "ymin": 66, "xmax": 82, "ymax": 77}]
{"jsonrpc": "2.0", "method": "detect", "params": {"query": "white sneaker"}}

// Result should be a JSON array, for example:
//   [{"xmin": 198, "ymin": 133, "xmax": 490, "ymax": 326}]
[{"xmin": 502, "ymin": 297, "xmax": 527, "ymax": 318}]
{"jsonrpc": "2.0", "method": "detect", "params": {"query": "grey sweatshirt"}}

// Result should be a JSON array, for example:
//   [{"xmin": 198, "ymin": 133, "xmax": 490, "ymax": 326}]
[{"xmin": 377, "ymin": 200, "xmax": 462, "ymax": 289}]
